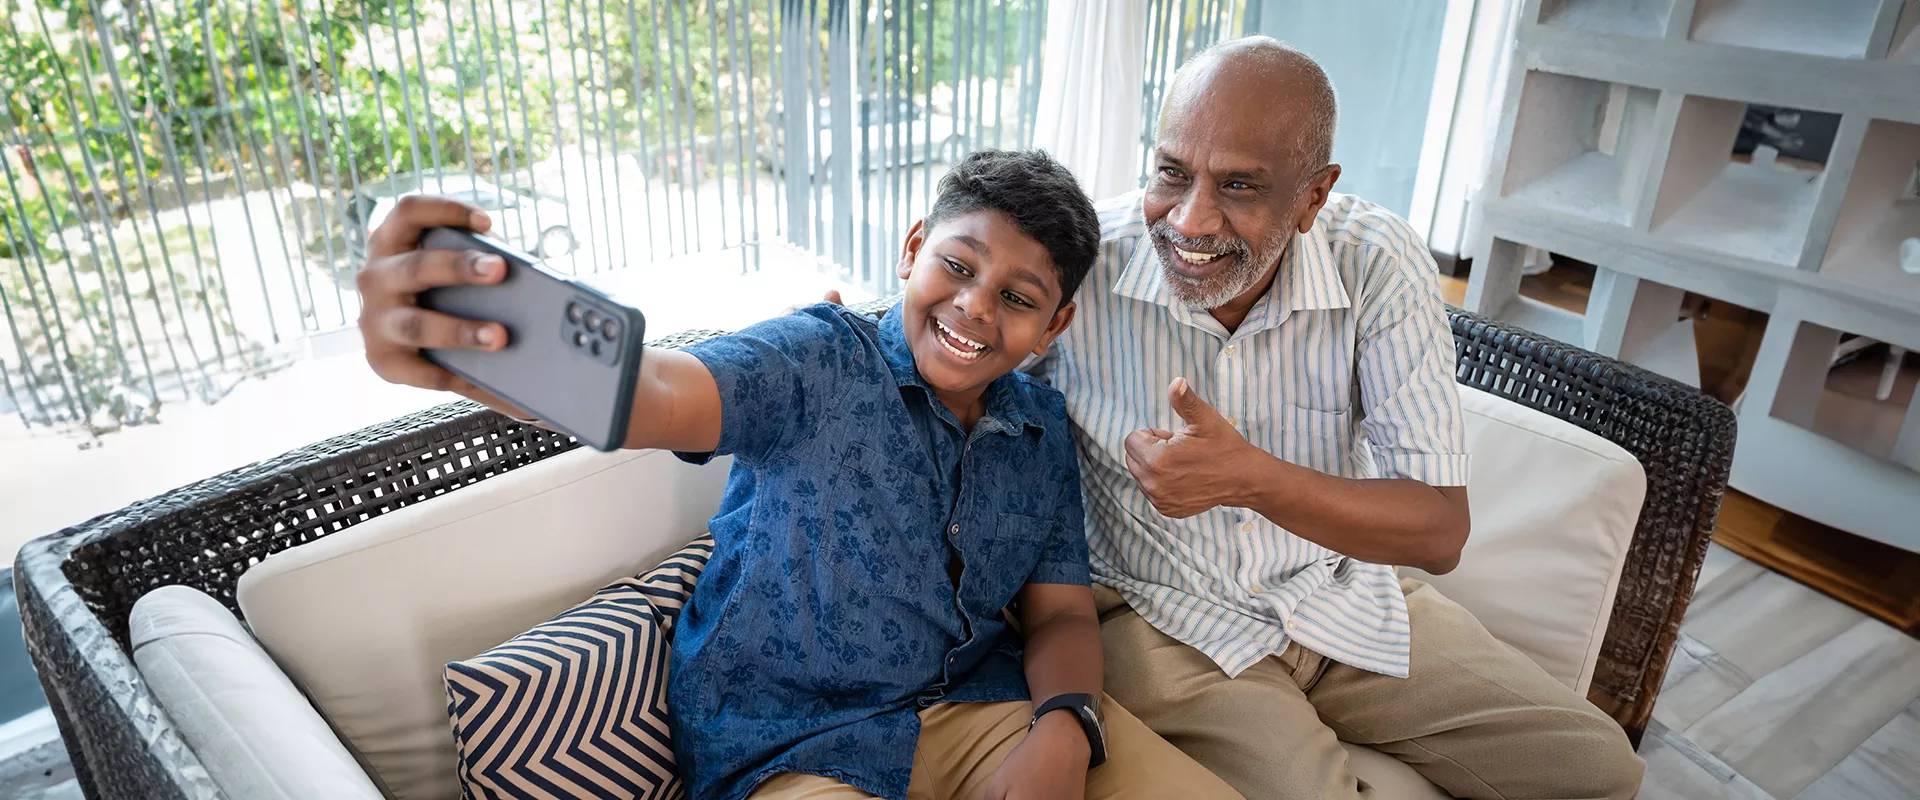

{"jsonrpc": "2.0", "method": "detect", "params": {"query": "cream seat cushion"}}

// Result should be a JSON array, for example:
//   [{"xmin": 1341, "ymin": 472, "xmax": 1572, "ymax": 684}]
[{"xmin": 237, "ymin": 447, "xmax": 731, "ymax": 800}]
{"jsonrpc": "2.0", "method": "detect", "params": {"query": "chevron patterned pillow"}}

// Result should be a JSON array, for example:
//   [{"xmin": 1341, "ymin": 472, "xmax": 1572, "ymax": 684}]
[{"xmin": 445, "ymin": 536, "xmax": 713, "ymax": 800}]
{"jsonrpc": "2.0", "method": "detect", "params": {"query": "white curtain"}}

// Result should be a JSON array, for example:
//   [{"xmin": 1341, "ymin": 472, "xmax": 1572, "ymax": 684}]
[{"xmin": 1031, "ymin": 0, "xmax": 1149, "ymax": 203}]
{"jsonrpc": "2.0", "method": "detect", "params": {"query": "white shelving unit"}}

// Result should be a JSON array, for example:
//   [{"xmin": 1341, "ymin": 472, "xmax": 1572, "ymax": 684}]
[{"xmin": 1468, "ymin": 0, "xmax": 1920, "ymax": 552}]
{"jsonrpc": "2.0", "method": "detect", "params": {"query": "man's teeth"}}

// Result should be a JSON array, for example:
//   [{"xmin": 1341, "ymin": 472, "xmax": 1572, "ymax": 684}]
[
  {"xmin": 936, "ymin": 320, "xmax": 988, "ymax": 360},
  {"xmin": 1176, "ymin": 248, "xmax": 1222, "ymax": 265}
]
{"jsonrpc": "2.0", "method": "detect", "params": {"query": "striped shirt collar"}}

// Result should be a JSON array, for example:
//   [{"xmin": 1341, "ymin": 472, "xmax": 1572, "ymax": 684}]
[{"xmin": 1112, "ymin": 199, "xmax": 1352, "ymax": 338}]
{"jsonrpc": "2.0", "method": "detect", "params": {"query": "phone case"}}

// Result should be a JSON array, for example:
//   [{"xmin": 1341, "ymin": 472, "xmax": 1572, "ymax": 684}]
[{"xmin": 416, "ymin": 227, "xmax": 646, "ymax": 452}]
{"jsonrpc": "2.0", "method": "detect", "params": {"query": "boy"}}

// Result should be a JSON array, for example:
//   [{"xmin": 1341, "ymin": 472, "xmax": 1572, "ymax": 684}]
[{"xmin": 354, "ymin": 150, "xmax": 1242, "ymax": 800}]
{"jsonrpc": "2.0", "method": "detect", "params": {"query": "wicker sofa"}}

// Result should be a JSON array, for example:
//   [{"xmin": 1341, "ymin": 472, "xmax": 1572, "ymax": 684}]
[{"xmin": 17, "ymin": 306, "xmax": 1735, "ymax": 800}]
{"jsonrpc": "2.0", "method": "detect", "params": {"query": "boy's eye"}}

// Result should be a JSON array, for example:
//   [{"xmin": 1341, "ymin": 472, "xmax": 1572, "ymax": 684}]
[
  {"xmin": 944, "ymin": 258, "xmax": 972, "ymax": 277},
  {"xmin": 1001, "ymin": 290, "xmax": 1034, "ymax": 308}
]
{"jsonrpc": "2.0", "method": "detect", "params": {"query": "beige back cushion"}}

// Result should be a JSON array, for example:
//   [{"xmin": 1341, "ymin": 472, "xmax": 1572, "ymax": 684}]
[
  {"xmin": 1405, "ymin": 386, "xmax": 1647, "ymax": 693},
  {"xmin": 238, "ymin": 447, "xmax": 731, "ymax": 800}
]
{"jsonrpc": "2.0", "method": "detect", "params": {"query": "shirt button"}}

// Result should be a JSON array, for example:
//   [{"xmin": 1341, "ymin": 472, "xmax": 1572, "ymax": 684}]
[
  {"xmin": 1239, "ymin": 520, "xmax": 1255, "ymax": 533},
  {"xmin": 1248, "ymin": 585, "xmax": 1265, "ymax": 595},
  {"xmin": 1223, "ymin": 344, "xmax": 1238, "ymax": 356},
  {"xmin": 1286, "ymin": 618, "xmax": 1299, "ymax": 632},
  {"xmin": 950, "ymin": 524, "xmax": 959, "ymax": 535},
  {"xmin": 1225, "ymin": 416, "xmax": 1240, "ymax": 428}
]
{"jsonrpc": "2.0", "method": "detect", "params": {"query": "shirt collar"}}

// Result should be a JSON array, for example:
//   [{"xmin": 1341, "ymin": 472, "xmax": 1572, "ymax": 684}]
[
  {"xmin": 876, "ymin": 305, "xmax": 1045, "ymax": 435},
  {"xmin": 1113, "ymin": 201, "xmax": 1351, "ymax": 331}
]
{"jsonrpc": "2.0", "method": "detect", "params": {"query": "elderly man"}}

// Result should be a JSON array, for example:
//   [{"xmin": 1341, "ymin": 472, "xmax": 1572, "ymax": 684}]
[{"xmin": 1031, "ymin": 36, "xmax": 1644, "ymax": 799}]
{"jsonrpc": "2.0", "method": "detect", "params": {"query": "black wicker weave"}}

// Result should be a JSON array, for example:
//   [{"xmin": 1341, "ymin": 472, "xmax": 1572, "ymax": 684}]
[{"xmin": 17, "ymin": 304, "xmax": 1733, "ymax": 800}]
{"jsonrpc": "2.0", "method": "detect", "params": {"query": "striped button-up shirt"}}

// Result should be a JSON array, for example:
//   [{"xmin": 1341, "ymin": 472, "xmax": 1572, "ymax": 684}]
[{"xmin": 1033, "ymin": 191, "xmax": 1470, "ymax": 678}]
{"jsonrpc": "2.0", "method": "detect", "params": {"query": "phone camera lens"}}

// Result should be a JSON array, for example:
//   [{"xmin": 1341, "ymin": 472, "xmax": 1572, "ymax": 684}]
[
  {"xmin": 584, "ymin": 310, "xmax": 602, "ymax": 330},
  {"xmin": 601, "ymin": 318, "xmax": 619, "ymax": 339},
  {"xmin": 590, "ymin": 340, "xmax": 603, "ymax": 357},
  {"xmin": 574, "ymin": 331, "xmax": 588, "ymax": 347},
  {"xmin": 566, "ymin": 303, "xmax": 583, "ymax": 323}
]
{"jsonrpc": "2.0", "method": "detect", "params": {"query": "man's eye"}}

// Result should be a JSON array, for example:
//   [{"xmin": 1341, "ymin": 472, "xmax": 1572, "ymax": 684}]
[
  {"xmin": 1225, "ymin": 181, "xmax": 1252, "ymax": 191},
  {"xmin": 1158, "ymin": 166, "xmax": 1185, "ymax": 181}
]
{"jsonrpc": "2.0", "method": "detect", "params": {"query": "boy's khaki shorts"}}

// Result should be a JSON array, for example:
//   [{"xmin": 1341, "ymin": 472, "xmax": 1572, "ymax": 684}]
[{"xmin": 748, "ymin": 693, "xmax": 1243, "ymax": 800}]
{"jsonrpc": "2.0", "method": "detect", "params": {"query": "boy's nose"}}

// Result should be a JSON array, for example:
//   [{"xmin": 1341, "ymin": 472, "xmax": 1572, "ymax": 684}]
[{"xmin": 953, "ymin": 286, "xmax": 995, "ymax": 325}]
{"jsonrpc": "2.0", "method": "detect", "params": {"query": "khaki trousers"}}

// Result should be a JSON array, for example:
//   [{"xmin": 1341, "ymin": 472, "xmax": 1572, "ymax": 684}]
[
  {"xmin": 1093, "ymin": 579, "xmax": 1644, "ymax": 800},
  {"xmin": 747, "ymin": 694, "xmax": 1244, "ymax": 800}
]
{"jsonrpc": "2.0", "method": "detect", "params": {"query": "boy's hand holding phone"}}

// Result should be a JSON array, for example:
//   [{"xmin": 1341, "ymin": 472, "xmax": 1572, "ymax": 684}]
[{"xmin": 356, "ymin": 196, "xmax": 515, "ymax": 403}]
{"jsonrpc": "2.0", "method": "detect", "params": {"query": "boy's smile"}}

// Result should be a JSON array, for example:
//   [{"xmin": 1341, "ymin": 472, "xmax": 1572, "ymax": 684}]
[{"xmin": 896, "ymin": 210, "xmax": 1075, "ymax": 427}]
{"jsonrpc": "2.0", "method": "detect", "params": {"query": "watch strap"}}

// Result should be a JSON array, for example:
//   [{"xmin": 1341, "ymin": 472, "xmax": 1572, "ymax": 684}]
[{"xmin": 1031, "ymin": 693, "xmax": 1108, "ymax": 768}]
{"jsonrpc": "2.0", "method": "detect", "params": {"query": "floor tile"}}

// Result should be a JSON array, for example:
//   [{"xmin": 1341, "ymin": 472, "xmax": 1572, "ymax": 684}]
[
  {"xmin": 1695, "ymin": 543, "xmax": 1744, "ymax": 595},
  {"xmin": 1639, "ymin": 721, "xmax": 1776, "ymax": 800},
  {"xmin": 1795, "ymin": 700, "xmax": 1920, "ymax": 800},
  {"xmin": 1683, "ymin": 562, "xmax": 1865, "ymax": 683},
  {"xmin": 1688, "ymin": 618, "xmax": 1920, "ymax": 798},
  {"xmin": 1654, "ymin": 634, "xmax": 1752, "ymax": 731}
]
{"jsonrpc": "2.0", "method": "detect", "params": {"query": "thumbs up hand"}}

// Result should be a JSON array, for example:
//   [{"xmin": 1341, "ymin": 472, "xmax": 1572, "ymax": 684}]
[{"xmin": 1122, "ymin": 377, "xmax": 1259, "ymax": 519}]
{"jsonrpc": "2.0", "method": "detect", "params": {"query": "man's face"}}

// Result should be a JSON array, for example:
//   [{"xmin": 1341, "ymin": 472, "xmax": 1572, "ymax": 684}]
[
  {"xmin": 895, "ymin": 210, "xmax": 1075, "ymax": 399},
  {"xmin": 1142, "ymin": 84, "xmax": 1309, "ymax": 310}
]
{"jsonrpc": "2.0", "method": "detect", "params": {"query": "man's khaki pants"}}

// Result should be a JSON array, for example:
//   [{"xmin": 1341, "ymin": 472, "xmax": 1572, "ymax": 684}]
[
  {"xmin": 748, "ymin": 694, "xmax": 1244, "ymax": 799},
  {"xmin": 1092, "ymin": 579, "xmax": 1644, "ymax": 800}
]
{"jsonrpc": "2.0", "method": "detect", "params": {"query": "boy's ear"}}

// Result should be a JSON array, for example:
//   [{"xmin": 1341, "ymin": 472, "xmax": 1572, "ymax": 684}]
[
  {"xmin": 1030, "ymin": 300, "xmax": 1077, "ymax": 358},
  {"xmin": 896, "ymin": 219, "xmax": 928, "ymax": 281}
]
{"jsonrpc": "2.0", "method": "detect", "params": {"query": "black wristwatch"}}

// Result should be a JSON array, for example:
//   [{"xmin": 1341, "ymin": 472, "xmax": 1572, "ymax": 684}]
[{"xmin": 1031, "ymin": 693, "xmax": 1108, "ymax": 768}]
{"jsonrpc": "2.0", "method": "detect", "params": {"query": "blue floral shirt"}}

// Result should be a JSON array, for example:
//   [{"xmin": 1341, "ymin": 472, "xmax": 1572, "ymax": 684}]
[{"xmin": 669, "ymin": 304, "xmax": 1090, "ymax": 800}]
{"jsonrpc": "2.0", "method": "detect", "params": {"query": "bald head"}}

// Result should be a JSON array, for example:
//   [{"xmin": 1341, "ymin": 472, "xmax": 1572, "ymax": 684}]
[{"xmin": 1157, "ymin": 36, "xmax": 1338, "ymax": 175}]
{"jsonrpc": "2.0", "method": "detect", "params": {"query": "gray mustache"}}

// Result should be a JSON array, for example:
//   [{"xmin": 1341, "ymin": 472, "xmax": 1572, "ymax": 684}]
[{"xmin": 1149, "ymin": 220, "xmax": 1249, "ymax": 259}]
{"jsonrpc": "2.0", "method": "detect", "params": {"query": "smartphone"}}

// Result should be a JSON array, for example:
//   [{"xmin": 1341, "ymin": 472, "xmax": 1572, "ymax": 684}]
[{"xmin": 416, "ymin": 227, "xmax": 645, "ymax": 451}]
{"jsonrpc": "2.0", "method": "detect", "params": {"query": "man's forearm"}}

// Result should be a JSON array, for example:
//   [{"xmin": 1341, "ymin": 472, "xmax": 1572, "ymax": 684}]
[{"xmin": 1233, "ymin": 448, "xmax": 1469, "ymax": 574}]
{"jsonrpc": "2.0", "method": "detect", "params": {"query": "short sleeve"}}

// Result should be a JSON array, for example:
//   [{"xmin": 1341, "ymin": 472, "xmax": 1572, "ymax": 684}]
[
  {"xmin": 673, "ymin": 304, "xmax": 864, "ymax": 466},
  {"xmin": 1353, "ymin": 236, "xmax": 1471, "ymax": 486},
  {"xmin": 1025, "ymin": 413, "xmax": 1092, "ymax": 587}
]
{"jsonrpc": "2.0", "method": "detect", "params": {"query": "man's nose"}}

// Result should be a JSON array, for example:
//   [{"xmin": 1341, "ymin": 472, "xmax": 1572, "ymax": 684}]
[{"xmin": 1166, "ymin": 188, "xmax": 1224, "ymax": 239}]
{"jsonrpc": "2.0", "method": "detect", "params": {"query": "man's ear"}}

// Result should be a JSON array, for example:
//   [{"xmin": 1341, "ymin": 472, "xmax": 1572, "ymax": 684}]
[
  {"xmin": 896, "ymin": 219, "xmax": 928, "ymax": 281},
  {"xmin": 1030, "ymin": 300, "xmax": 1077, "ymax": 358},
  {"xmin": 1295, "ymin": 164, "xmax": 1342, "ymax": 233}
]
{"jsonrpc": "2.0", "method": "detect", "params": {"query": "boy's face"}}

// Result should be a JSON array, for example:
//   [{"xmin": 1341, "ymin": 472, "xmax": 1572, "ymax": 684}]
[{"xmin": 894, "ymin": 210, "xmax": 1076, "ymax": 401}]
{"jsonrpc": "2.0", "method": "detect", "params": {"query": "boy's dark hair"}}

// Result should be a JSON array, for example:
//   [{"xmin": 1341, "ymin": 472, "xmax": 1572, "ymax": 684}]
[{"xmin": 924, "ymin": 149, "xmax": 1100, "ymax": 306}]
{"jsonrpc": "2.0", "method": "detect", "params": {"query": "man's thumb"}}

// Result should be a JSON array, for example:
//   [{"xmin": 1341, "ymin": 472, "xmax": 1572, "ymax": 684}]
[{"xmin": 1168, "ymin": 377, "xmax": 1222, "ymax": 427}]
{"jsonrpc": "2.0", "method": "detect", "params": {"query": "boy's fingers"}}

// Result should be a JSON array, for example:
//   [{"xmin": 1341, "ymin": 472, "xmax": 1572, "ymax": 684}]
[
  {"xmin": 823, "ymin": 289, "xmax": 844, "ymax": 305},
  {"xmin": 366, "ymin": 194, "xmax": 489, "ymax": 258},
  {"xmin": 360, "ymin": 249, "xmax": 506, "ymax": 296},
  {"xmin": 370, "ymin": 306, "xmax": 507, "ymax": 351}
]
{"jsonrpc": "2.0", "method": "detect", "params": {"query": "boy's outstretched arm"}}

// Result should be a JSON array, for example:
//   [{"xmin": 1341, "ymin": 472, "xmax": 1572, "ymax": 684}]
[
  {"xmin": 355, "ymin": 195, "xmax": 723, "ymax": 453},
  {"xmin": 985, "ymin": 582, "xmax": 1102, "ymax": 800}
]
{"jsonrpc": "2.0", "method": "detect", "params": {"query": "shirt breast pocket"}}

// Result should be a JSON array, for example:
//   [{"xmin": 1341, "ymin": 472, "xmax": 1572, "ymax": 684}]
[
  {"xmin": 827, "ymin": 442, "xmax": 936, "ymax": 598},
  {"xmin": 1274, "ymin": 403, "xmax": 1352, "ymax": 474}
]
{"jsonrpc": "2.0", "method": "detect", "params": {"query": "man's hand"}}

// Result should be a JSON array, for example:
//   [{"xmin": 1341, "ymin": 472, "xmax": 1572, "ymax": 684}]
[
  {"xmin": 1122, "ymin": 377, "xmax": 1262, "ymax": 518},
  {"xmin": 355, "ymin": 196, "xmax": 513, "ymax": 397},
  {"xmin": 982, "ymin": 713, "xmax": 1090, "ymax": 800},
  {"xmin": 783, "ymin": 289, "xmax": 844, "ymax": 315}
]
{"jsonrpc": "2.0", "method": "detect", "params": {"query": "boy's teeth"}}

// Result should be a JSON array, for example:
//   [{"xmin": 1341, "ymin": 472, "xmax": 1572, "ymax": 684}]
[
  {"xmin": 936, "ymin": 320, "xmax": 987, "ymax": 351},
  {"xmin": 1176, "ymin": 248, "xmax": 1221, "ymax": 264}
]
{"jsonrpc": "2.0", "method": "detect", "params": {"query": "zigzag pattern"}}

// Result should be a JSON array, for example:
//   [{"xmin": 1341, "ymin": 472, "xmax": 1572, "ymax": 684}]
[{"xmin": 446, "ymin": 536, "xmax": 713, "ymax": 800}]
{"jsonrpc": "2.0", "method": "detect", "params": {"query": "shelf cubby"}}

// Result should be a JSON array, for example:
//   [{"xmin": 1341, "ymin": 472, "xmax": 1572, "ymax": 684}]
[
  {"xmin": 1819, "ymin": 119, "xmax": 1920, "ymax": 303},
  {"xmin": 1648, "ymin": 95, "xmax": 1832, "ymax": 268},
  {"xmin": 1538, "ymin": 0, "xmax": 1676, "ymax": 38},
  {"xmin": 1686, "ymin": 0, "xmax": 1888, "ymax": 59},
  {"xmin": 1499, "ymin": 71, "xmax": 1663, "ymax": 227}
]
